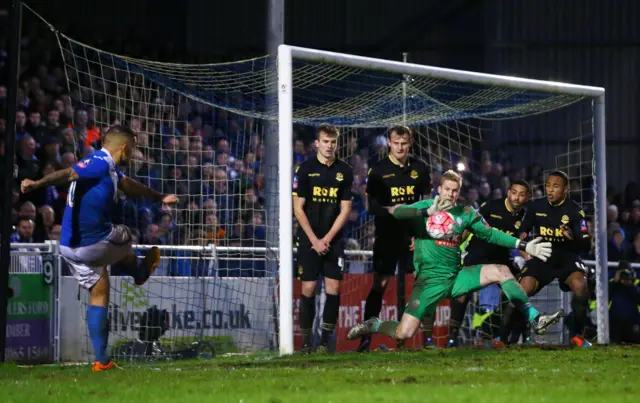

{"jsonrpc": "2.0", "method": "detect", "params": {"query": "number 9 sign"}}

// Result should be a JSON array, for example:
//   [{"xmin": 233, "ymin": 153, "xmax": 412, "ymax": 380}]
[{"xmin": 42, "ymin": 254, "xmax": 56, "ymax": 285}]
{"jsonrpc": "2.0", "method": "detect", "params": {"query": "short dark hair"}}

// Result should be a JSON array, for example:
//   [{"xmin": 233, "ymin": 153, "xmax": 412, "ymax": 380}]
[
  {"xmin": 388, "ymin": 125, "xmax": 412, "ymax": 138},
  {"xmin": 510, "ymin": 179, "xmax": 531, "ymax": 193},
  {"xmin": 316, "ymin": 124, "xmax": 340, "ymax": 139},
  {"xmin": 17, "ymin": 216, "xmax": 34, "ymax": 225},
  {"xmin": 104, "ymin": 125, "xmax": 136, "ymax": 144},
  {"xmin": 547, "ymin": 170, "xmax": 569, "ymax": 186}
]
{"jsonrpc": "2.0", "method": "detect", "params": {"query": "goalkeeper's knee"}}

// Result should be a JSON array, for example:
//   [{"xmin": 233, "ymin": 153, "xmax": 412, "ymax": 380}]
[{"xmin": 483, "ymin": 264, "xmax": 515, "ymax": 285}]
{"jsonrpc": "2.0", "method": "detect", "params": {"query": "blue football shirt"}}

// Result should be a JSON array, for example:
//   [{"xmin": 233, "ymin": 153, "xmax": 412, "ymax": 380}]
[{"xmin": 60, "ymin": 149, "xmax": 124, "ymax": 248}]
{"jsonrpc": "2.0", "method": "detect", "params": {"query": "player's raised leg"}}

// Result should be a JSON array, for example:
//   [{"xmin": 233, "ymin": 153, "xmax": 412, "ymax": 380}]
[
  {"xmin": 117, "ymin": 245, "xmax": 162, "ymax": 286},
  {"xmin": 93, "ymin": 224, "xmax": 161, "ymax": 286}
]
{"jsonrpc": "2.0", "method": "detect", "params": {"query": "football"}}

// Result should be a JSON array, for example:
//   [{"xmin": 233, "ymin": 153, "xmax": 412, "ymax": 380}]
[{"xmin": 426, "ymin": 211, "xmax": 456, "ymax": 240}]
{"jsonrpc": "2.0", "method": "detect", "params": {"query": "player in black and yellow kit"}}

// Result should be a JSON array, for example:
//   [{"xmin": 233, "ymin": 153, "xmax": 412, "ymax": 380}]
[
  {"xmin": 293, "ymin": 124, "xmax": 354, "ymax": 353},
  {"xmin": 448, "ymin": 180, "xmax": 531, "ymax": 347},
  {"xmin": 505, "ymin": 171, "xmax": 593, "ymax": 347},
  {"xmin": 357, "ymin": 125, "xmax": 430, "ymax": 352}
]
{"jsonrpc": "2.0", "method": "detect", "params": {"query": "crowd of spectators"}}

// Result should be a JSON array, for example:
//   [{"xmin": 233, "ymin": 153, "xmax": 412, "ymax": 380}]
[{"xmin": 1, "ymin": 26, "xmax": 639, "ymax": 281}]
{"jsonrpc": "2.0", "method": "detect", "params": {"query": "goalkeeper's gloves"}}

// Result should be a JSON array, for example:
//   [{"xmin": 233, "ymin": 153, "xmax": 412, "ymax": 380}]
[
  {"xmin": 422, "ymin": 195, "xmax": 454, "ymax": 216},
  {"xmin": 516, "ymin": 237, "xmax": 552, "ymax": 262}
]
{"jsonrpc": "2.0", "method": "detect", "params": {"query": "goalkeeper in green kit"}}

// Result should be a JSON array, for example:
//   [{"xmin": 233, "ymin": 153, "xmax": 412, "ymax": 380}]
[{"xmin": 348, "ymin": 170, "xmax": 564, "ymax": 343}]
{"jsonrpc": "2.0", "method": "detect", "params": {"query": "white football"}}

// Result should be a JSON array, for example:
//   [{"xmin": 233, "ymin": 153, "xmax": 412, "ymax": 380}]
[{"xmin": 426, "ymin": 211, "xmax": 456, "ymax": 240}]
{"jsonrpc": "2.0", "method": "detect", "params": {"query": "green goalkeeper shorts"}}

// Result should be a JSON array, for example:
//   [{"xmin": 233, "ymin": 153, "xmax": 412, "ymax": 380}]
[{"xmin": 404, "ymin": 264, "xmax": 485, "ymax": 320}]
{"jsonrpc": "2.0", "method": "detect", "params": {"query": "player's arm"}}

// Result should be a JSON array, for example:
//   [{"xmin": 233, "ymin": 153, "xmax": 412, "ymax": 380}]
[
  {"xmin": 461, "ymin": 202, "xmax": 489, "ymax": 242},
  {"xmin": 387, "ymin": 199, "xmax": 432, "ymax": 238},
  {"xmin": 292, "ymin": 164, "xmax": 321, "ymax": 243},
  {"xmin": 468, "ymin": 211, "xmax": 552, "ymax": 261},
  {"xmin": 388, "ymin": 199, "xmax": 429, "ymax": 218},
  {"xmin": 21, "ymin": 167, "xmax": 79, "ymax": 193},
  {"xmin": 293, "ymin": 195, "xmax": 320, "ymax": 242},
  {"xmin": 118, "ymin": 176, "xmax": 165, "ymax": 202},
  {"xmin": 323, "ymin": 200, "xmax": 352, "ymax": 243},
  {"xmin": 563, "ymin": 206, "xmax": 591, "ymax": 253},
  {"xmin": 388, "ymin": 197, "xmax": 454, "ymax": 219},
  {"xmin": 365, "ymin": 167, "xmax": 389, "ymax": 216},
  {"xmin": 469, "ymin": 216, "xmax": 518, "ymax": 249},
  {"xmin": 321, "ymin": 169, "xmax": 354, "ymax": 243},
  {"xmin": 21, "ymin": 157, "xmax": 111, "ymax": 193}
]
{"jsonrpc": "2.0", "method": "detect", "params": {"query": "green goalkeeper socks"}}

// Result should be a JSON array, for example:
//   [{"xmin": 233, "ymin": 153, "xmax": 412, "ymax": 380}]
[
  {"xmin": 370, "ymin": 320, "xmax": 399, "ymax": 338},
  {"xmin": 501, "ymin": 279, "xmax": 540, "ymax": 323}
]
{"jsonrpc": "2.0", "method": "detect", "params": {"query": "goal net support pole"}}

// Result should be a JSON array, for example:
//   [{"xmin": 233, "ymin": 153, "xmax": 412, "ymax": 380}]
[
  {"xmin": 277, "ymin": 44, "xmax": 608, "ymax": 355},
  {"xmin": 593, "ymin": 96, "xmax": 608, "ymax": 346}
]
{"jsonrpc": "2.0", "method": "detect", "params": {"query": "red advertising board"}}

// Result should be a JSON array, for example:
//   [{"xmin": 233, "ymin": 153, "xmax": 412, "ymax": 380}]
[{"xmin": 293, "ymin": 273, "xmax": 451, "ymax": 351}]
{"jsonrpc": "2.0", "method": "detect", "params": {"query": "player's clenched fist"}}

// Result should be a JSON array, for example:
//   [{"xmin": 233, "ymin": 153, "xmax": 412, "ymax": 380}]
[
  {"xmin": 311, "ymin": 238, "xmax": 329, "ymax": 255},
  {"xmin": 559, "ymin": 224, "xmax": 573, "ymax": 240},
  {"xmin": 21, "ymin": 179, "xmax": 37, "ymax": 194}
]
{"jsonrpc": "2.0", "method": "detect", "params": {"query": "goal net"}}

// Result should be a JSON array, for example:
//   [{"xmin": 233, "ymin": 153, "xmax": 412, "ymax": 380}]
[{"xmin": 52, "ymin": 27, "xmax": 607, "ymax": 358}]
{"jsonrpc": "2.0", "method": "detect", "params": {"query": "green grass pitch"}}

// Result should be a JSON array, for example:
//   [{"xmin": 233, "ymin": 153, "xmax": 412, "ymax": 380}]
[{"xmin": 1, "ymin": 346, "xmax": 639, "ymax": 403}]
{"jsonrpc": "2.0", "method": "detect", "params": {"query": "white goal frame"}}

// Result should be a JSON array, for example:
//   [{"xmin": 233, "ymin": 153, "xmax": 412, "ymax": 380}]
[{"xmin": 277, "ymin": 44, "xmax": 608, "ymax": 355}]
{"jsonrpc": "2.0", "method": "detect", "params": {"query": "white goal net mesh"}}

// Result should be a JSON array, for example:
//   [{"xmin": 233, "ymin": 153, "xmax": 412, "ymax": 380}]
[{"xmin": 51, "ymin": 26, "xmax": 599, "ymax": 358}]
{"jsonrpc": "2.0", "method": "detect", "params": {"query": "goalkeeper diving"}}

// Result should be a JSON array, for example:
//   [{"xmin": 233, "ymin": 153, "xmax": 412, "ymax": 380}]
[{"xmin": 348, "ymin": 170, "xmax": 564, "ymax": 343}]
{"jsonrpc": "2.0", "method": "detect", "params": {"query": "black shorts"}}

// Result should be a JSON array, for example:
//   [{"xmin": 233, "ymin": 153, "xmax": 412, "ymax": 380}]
[
  {"xmin": 296, "ymin": 240, "xmax": 345, "ymax": 281},
  {"xmin": 372, "ymin": 237, "xmax": 414, "ymax": 276},
  {"xmin": 521, "ymin": 258, "xmax": 587, "ymax": 292}
]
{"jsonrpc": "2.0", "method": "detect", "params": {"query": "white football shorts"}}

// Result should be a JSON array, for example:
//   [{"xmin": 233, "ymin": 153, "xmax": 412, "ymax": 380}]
[{"xmin": 60, "ymin": 224, "xmax": 133, "ymax": 289}]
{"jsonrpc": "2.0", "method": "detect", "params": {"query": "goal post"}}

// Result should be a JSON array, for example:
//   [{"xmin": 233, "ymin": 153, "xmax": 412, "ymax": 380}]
[
  {"xmin": 277, "ymin": 45, "xmax": 295, "ymax": 355},
  {"xmin": 276, "ymin": 45, "xmax": 608, "ymax": 354}
]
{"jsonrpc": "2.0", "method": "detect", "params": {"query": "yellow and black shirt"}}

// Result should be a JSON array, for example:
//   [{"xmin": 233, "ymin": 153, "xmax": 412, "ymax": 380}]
[
  {"xmin": 366, "ymin": 155, "xmax": 430, "ymax": 239},
  {"xmin": 293, "ymin": 156, "xmax": 354, "ymax": 244},
  {"xmin": 520, "ymin": 197, "xmax": 591, "ymax": 264},
  {"xmin": 464, "ymin": 198, "xmax": 527, "ymax": 265}
]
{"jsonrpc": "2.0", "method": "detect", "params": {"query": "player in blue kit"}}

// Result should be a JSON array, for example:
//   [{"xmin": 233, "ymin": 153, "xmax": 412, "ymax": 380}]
[{"xmin": 21, "ymin": 125, "xmax": 178, "ymax": 371}]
